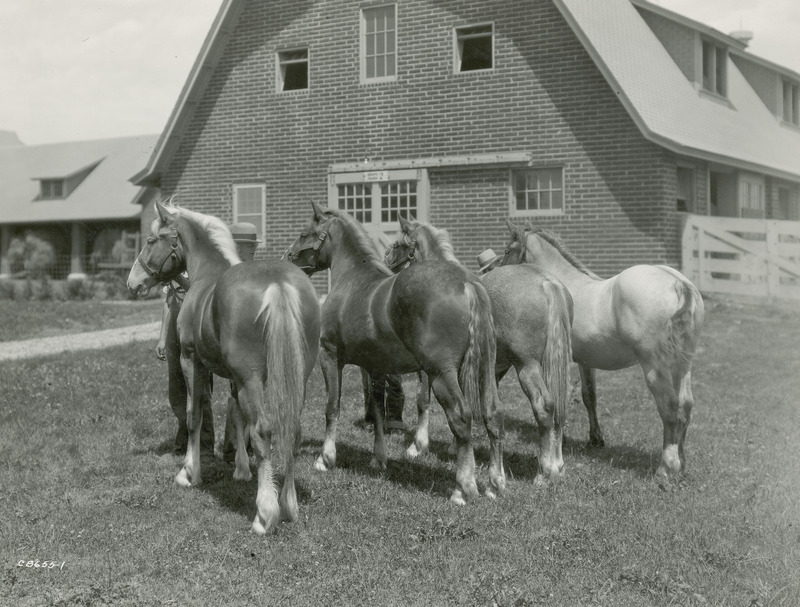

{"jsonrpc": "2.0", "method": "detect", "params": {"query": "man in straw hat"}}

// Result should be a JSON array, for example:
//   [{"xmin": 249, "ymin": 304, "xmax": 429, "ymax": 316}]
[{"xmin": 476, "ymin": 248, "xmax": 502, "ymax": 275}]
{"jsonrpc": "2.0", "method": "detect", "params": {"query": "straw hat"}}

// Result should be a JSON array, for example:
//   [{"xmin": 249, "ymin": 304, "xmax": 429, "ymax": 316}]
[
  {"xmin": 229, "ymin": 222, "xmax": 262, "ymax": 244},
  {"xmin": 477, "ymin": 249, "xmax": 501, "ymax": 273}
]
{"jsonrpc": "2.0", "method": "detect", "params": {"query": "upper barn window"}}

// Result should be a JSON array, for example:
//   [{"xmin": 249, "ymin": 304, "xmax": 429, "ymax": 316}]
[
  {"xmin": 455, "ymin": 23, "xmax": 494, "ymax": 72},
  {"xmin": 782, "ymin": 79, "xmax": 799, "ymax": 126},
  {"xmin": 277, "ymin": 48, "xmax": 309, "ymax": 92},
  {"xmin": 361, "ymin": 5, "xmax": 397, "ymax": 83},
  {"xmin": 40, "ymin": 179, "xmax": 64, "ymax": 199}
]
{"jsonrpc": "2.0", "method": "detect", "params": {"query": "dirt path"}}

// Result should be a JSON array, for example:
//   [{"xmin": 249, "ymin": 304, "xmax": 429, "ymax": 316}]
[{"xmin": 0, "ymin": 322, "xmax": 161, "ymax": 362}]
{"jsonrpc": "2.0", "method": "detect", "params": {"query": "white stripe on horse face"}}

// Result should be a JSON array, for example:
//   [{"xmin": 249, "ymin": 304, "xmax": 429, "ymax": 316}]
[{"xmin": 126, "ymin": 260, "xmax": 150, "ymax": 292}]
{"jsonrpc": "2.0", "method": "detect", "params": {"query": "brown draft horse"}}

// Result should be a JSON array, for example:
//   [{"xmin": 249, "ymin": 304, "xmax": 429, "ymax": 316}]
[
  {"xmin": 127, "ymin": 200, "xmax": 320, "ymax": 534},
  {"xmin": 287, "ymin": 202, "xmax": 505, "ymax": 504},
  {"xmin": 502, "ymin": 221, "xmax": 705, "ymax": 478},
  {"xmin": 384, "ymin": 217, "xmax": 574, "ymax": 482}
]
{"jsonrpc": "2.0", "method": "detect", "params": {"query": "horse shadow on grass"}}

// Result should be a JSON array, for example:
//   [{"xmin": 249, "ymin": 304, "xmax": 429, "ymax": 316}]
[{"xmin": 501, "ymin": 412, "xmax": 658, "ymax": 480}]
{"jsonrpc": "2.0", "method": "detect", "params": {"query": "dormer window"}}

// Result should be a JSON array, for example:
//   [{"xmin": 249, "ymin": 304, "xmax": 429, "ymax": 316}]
[
  {"xmin": 782, "ymin": 79, "xmax": 799, "ymax": 126},
  {"xmin": 701, "ymin": 40, "xmax": 727, "ymax": 96},
  {"xmin": 40, "ymin": 179, "xmax": 64, "ymax": 199}
]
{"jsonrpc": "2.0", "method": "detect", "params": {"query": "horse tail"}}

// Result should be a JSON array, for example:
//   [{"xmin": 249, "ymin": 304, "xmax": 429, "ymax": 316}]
[
  {"xmin": 662, "ymin": 273, "xmax": 705, "ymax": 369},
  {"xmin": 541, "ymin": 280, "xmax": 573, "ymax": 427},
  {"xmin": 256, "ymin": 281, "xmax": 308, "ymax": 465},
  {"xmin": 459, "ymin": 281, "xmax": 496, "ymax": 426}
]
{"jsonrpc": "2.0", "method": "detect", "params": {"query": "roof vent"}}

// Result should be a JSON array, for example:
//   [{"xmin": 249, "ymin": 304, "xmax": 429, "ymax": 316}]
[{"xmin": 729, "ymin": 30, "xmax": 753, "ymax": 47}]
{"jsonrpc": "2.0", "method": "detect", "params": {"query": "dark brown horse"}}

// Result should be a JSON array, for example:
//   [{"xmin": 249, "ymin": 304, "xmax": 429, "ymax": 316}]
[
  {"xmin": 127, "ymin": 200, "xmax": 320, "ymax": 534},
  {"xmin": 287, "ymin": 202, "xmax": 504, "ymax": 504},
  {"xmin": 385, "ymin": 217, "xmax": 574, "ymax": 482},
  {"xmin": 503, "ymin": 221, "xmax": 704, "ymax": 478}
]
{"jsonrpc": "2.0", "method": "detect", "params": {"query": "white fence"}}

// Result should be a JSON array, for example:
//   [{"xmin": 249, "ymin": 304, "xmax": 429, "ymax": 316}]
[{"xmin": 682, "ymin": 215, "xmax": 800, "ymax": 301}]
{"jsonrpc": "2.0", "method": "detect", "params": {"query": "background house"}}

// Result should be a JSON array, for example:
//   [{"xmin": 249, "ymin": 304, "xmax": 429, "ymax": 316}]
[
  {"xmin": 0, "ymin": 133, "xmax": 159, "ymax": 279},
  {"xmin": 131, "ymin": 0, "xmax": 800, "ymax": 286}
]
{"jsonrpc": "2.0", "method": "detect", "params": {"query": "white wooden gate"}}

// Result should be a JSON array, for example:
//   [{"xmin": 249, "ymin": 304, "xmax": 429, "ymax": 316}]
[{"xmin": 682, "ymin": 215, "xmax": 800, "ymax": 301}]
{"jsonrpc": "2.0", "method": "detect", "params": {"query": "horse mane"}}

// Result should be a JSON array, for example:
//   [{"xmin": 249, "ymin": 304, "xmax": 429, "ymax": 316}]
[
  {"xmin": 153, "ymin": 199, "xmax": 241, "ymax": 266},
  {"xmin": 529, "ymin": 227, "xmax": 601, "ymax": 280},
  {"xmin": 326, "ymin": 208, "xmax": 392, "ymax": 276},
  {"xmin": 414, "ymin": 222, "xmax": 460, "ymax": 264}
]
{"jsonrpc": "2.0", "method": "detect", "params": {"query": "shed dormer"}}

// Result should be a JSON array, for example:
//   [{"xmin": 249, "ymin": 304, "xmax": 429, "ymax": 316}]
[{"xmin": 32, "ymin": 160, "xmax": 102, "ymax": 201}]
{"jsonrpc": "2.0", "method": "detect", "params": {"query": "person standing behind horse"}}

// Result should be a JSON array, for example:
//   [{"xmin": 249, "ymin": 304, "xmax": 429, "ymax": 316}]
[
  {"xmin": 222, "ymin": 222, "xmax": 261, "ymax": 462},
  {"xmin": 155, "ymin": 273, "xmax": 215, "ymax": 457}
]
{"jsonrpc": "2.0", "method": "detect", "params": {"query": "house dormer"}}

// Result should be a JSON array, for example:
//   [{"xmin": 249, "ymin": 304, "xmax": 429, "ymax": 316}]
[{"xmin": 31, "ymin": 160, "xmax": 102, "ymax": 201}]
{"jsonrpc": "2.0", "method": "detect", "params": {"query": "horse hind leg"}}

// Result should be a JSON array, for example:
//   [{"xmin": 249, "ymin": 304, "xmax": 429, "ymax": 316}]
[
  {"xmin": 481, "ymin": 379, "xmax": 506, "ymax": 499},
  {"xmin": 279, "ymin": 429, "xmax": 301, "ymax": 523},
  {"xmin": 230, "ymin": 393, "xmax": 252, "ymax": 482},
  {"xmin": 430, "ymin": 371, "xmax": 479, "ymax": 505},
  {"xmin": 407, "ymin": 371, "xmax": 431, "ymax": 458},
  {"xmin": 315, "ymin": 348, "xmax": 342, "ymax": 472},
  {"xmin": 518, "ymin": 363, "xmax": 563, "ymax": 485},
  {"xmin": 579, "ymin": 365, "xmax": 604, "ymax": 448},
  {"xmin": 644, "ymin": 364, "xmax": 692, "ymax": 478}
]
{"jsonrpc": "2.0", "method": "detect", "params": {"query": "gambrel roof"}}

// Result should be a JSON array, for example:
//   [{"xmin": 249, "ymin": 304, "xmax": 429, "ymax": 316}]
[
  {"xmin": 553, "ymin": 0, "xmax": 800, "ymax": 181},
  {"xmin": 132, "ymin": 0, "xmax": 800, "ymax": 186},
  {"xmin": 0, "ymin": 135, "xmax": 158, "ymax": 224}
]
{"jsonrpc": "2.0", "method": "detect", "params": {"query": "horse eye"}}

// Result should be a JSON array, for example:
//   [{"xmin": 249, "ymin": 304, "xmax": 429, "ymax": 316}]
[{"xmin": 147, "ymin": 237, "xmax": 155, "ymax": 244}]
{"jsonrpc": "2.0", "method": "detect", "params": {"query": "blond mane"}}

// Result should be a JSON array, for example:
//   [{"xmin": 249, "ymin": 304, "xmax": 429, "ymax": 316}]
[
  {"xmin": 153, "ymin": 200, "xmax": 241, "ymax": 266},
  {"xmin": 413, "ymin": 221, "xmax": 460, "ymax": 264},
  {"xmin": 326, "ymin": 208, "xmax": 392, "ymax": 276},
  {"xmin": 529, "ymin": 227, "xmax": 600, "ymax": 280}
]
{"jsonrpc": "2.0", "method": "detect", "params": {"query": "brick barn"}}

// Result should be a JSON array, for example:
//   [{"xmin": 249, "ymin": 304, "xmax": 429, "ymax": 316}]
[{"xmin": 132, "ymin": 0, "xmax": 800, "ymax": 283}]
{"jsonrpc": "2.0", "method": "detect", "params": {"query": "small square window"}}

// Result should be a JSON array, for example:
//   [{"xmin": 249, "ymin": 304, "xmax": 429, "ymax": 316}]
[
  {"xmin": 40, "ymin": 180, "xmax": 64, "ymax": 199},
  {"xmin": 455, "ymin": 24, "xmax": 493, "ymax": 72},
  {"xmin": 510, "ymin": 168, "xmax": 563, "ymax": 216},
  {"xmin": 277, "ymin": 49, "xmax": 308, "ymax": 92}
]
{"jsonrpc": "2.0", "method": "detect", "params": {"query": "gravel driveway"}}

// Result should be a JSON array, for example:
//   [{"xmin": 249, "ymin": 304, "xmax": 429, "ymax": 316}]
[{"xmin": 0, "ymin": 322, "xmax": 161, "ymax": 362}]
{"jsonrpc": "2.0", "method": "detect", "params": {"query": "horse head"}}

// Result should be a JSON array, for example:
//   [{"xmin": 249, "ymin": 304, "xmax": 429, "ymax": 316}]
[
  {"xmin": 501, "ymin": 219, "xmax": 531, "ymax": 266},
  {"xmin": 286, "ymin": 201, "xmax": 338, "ymax": 275},
  {"xmin": 126, "ymin": 200, "xmax": 186, "ymax": 296},
  {"xmin": 384, "ymin": 215, "xmax": 419, "ymax": 273}
]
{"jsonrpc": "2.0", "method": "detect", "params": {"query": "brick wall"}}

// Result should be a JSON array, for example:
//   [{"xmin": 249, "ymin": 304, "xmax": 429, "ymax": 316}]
[{"xmin": 161, "ymin": 0, "xmax": 681, "ymax": 279}]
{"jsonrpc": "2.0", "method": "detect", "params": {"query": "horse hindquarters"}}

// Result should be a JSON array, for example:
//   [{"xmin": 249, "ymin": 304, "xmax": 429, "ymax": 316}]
[{"xmin": 248, "ymin": 280, "xmax": 319, "ymax": 534}]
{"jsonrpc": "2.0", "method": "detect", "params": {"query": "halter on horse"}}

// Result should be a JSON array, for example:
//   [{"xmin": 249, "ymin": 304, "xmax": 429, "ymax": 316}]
[
  {"xmin": 385, "ymin": 217, "xmax": 574, "ymax": 482},
  {"xmin": 127, "ymin": 200, "xmax": 321, "ymax": 534},
  {"xmin": 502, "ymin": 220, "xmax": 704, "ymax": 479},
  {"xmin": 287, "ymin": 202, "xmax": 505, "ymax": 504}
]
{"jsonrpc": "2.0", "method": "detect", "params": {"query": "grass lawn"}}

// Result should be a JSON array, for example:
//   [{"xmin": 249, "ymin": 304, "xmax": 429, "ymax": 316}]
[
  {"xmin": 0, "ymin": 299, "xmax": 163, "ymax": 343},
  {"xmin": 0, "ymin": 295, "xmax": 798, "ymax": 606}
]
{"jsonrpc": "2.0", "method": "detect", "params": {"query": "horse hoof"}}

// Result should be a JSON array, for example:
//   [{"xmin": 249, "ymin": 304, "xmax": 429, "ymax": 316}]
[
  {"xmin": 484, "ymin": 487, "xmax": 497, "ymax": 500},
  {"xmin": 233, "ymin": 467, "xmax": 252, "ymax": 482},
  {"xmin": 174, "ymin": 468, "xmax": 193, "ymax": 488},
  {"xmin": 314, "ymin": 456, "xmax": 330, "ymax": 472},
  {"xmin": 369, "ymin": 457, "xmax": 387, "ymax": 471},
  {"xmin": 449, "ymin": 491, "xmax": 467, "ymax": 506},
  {"xmin": 587, "ymin": 437, "xmax": 605, "ymax": 449},
  {"xmin": 406, "ymin": 443, "xmax": 423, "ymax": 458}
]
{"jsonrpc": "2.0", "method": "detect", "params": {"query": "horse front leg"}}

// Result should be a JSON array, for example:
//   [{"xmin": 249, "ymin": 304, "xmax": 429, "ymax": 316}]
[
  {"xmin": 369, "ymin": 374, "xmax": 388, "ymax": 471},
  {"xmin": 175, "ymin": 357, "xmax": 209, "ymax": 487},
  {"xmin": 407, "ymin": 371, "xmax": 430, "ymax": 458},
  {"xmin": 579, "ymin": 364, "xmax": 604, "ymax": 448},
  {"xmin": 315, "ymin": 347, "xmax": 342, "ymax": 471},
  {"xmin": 231, "ymin": 389, "xmax": 252, "ymax": 482}
]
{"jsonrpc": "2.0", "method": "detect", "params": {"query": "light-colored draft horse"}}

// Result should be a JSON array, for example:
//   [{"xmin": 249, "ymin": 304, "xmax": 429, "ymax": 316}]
[
  {"xmin": 384, "ymin": 217, "xmax": 574, "ymax": 482},
  {"xmin": 502, "ymin": 221, "xmax": 704, "ymax": 478},
  {"xmin": 127, "ymin": 200, "xmax": 321, "ymax": 534},
  {"xmin": 287, "ymin": 202, "xmax": 505, "ymax": 504}
]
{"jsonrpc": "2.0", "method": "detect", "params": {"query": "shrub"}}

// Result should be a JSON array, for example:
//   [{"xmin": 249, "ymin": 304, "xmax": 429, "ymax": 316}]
[
  {"xmin": 0, "ymin": 280, "xmax": 15, "ymax": 300},
  {"xmin": 36, "ymin": 275, "xmax": 54, "ymax": 301},
  {"xmin": 65, "ymin": 277, "xmax": 96, "ymax": 301},
  {"xmin": 8, "ymin": 235, "xmax": 56, "ymax": 278}
]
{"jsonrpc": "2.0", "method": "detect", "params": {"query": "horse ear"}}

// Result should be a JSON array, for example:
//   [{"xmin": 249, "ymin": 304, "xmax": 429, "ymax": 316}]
[
  {"xmin": 311, "ymin": 200, "xmax": 326, "ymax": 221},
  {"xmin": 524, "ymin": 220, "xmax": 534, "ymax": 232},
  {"xmin": 399, "ymin": 215, "xmax": 413, "ymax": 233},
  {"xmin": 506, "ymin": 219, "xmax": 521, "ymax": 235},
  {"xmin": 155, "ymin": 199, "xmax": 175, "ymax": 225}
]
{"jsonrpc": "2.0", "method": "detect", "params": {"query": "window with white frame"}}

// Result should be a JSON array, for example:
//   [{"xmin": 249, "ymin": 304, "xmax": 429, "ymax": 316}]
[
  {"xmin": 233, "ymin": 185, "xmax": 266, "ymax": 246},
  {"xmin": 782, "ymin": 79, "xmax": 799, "ymax": 126},
  {"xmin": 738, "ymin": 175, "xmax": 765, "ymax": 219},
  {"xmin": 777, "ymin": 186, "xmax": 800, "ymax": 221},
  {"xmin": 510, "ymin": 168, "xmax": 564, "ymax": 216},
  {"xmin": 455, "ymin": 24, "xmax": 493, "ymax": 72},
  {"xmin": 701, "ymin": 40, "xmax": 727, "ymax": 96},
  {"xmin": 277, "ymin": 49, "xmax": 308, "ymax": 92},
  {"xmin": 361, "ymin": 5, "xmax": 396, "ymax": 82},
  {"xmin": 328, "ymin": 169, "xmax": 428, "ymax": 252}
]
